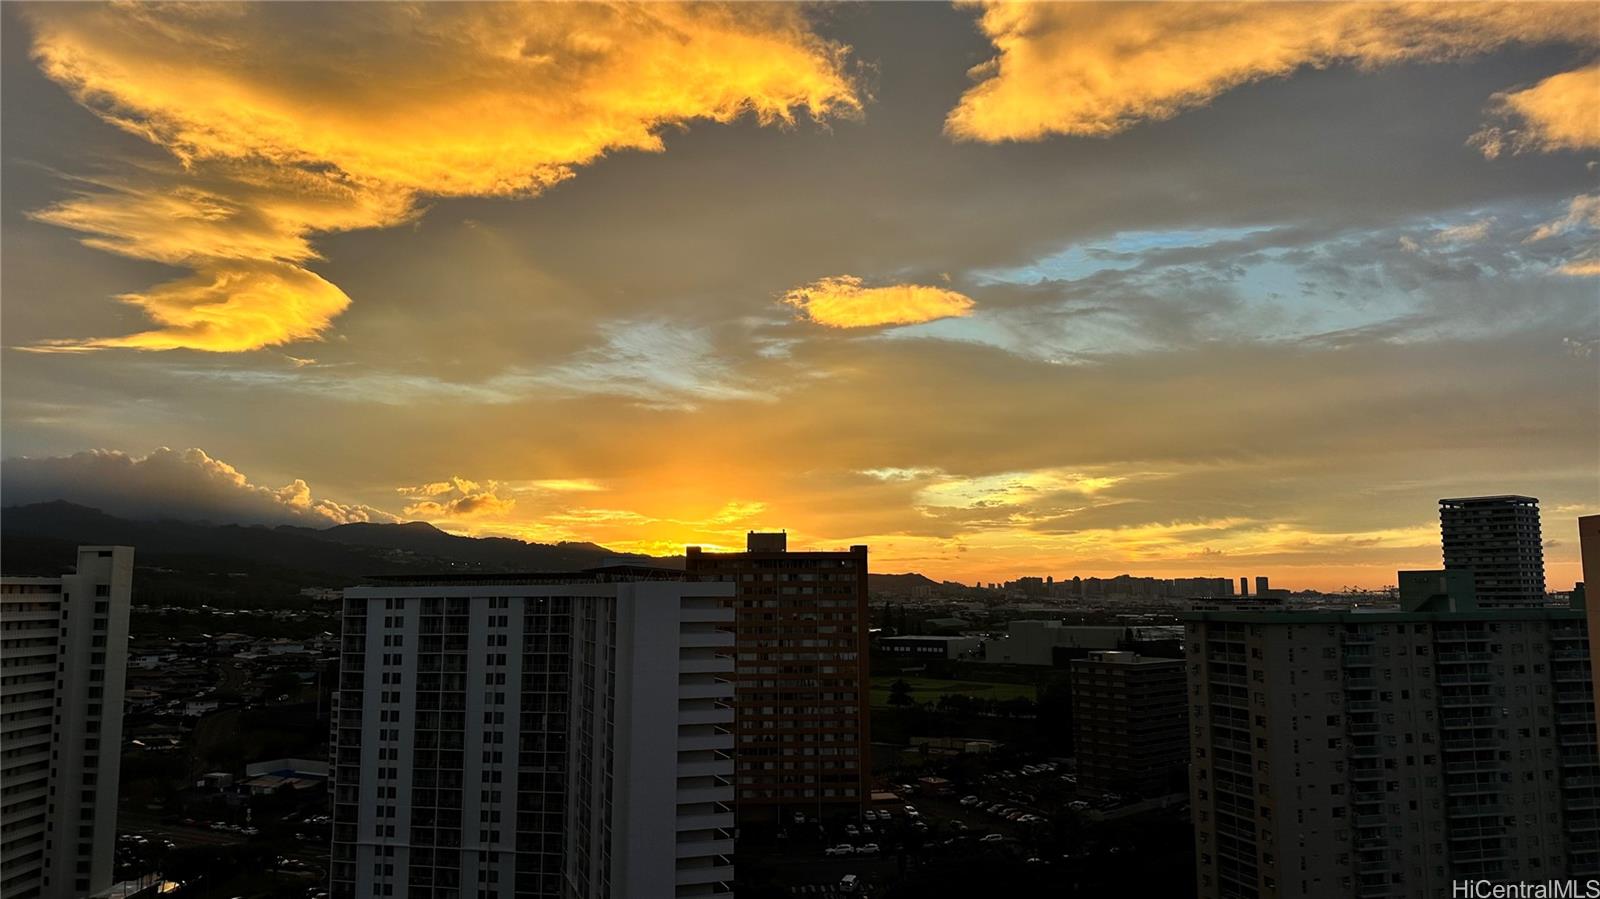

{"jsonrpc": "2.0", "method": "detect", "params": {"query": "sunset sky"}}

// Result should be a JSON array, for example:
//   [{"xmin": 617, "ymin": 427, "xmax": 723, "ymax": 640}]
[{"xmin": 2, "ymin": 2, "xmax": 1597, "ymax": 590}]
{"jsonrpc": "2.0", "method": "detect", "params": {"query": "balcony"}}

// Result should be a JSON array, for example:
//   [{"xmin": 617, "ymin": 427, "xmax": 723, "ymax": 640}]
[
  {"xmin": 678, "ymin": 734, "xmax": 734, "ymax": 753},
  {"xmin": 677, "ymin": 811, "xmax": 736, "ymax": 831},
  {"xmin": 678, "ymin": 784, "xmax": 736, "ymax": 805},
  {"xmin": 677, "ymin": 759, "xmax": 735, "ymax": 778},
  {"xmin": 676, "ymin": 863, "xmax": 735, "ymax": 887},
  {"xmin": 675, "ymin": 836, "xmax": 735, "ymax": 859},
  {"xmin": 1447, "ymin": 803, "xmax": 1504, "ymax": 818},
  {"xmin": 679, "ymin": 656, "xmax": 734, "ymax": 675},
  {"xmin": 1442, "ymin": 715, "xmax": 1499, "ymax": 729},
  {"xmin": 679, "ymin": 681, "xmax": 735, "ymax": 701},
  {"xmin": 679, "ymin": 630, "xmax": 736, "ymax": 649}
]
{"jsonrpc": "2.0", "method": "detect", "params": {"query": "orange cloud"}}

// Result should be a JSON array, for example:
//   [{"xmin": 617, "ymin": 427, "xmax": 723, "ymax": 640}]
[
  {"xmin": 782, "ymin": 275, "xmax": 976, "ymax": 328},
  {"xmin": 947, "ymin": 2, "xmax": 1596, "ymax": 142},
  {"xmin": 22, "ymin": 3, "xmax": 863, "ymax": 351},
  {"xmin": 1473, "ymin": 62, "xmax": 1600, "ymax": 158}
]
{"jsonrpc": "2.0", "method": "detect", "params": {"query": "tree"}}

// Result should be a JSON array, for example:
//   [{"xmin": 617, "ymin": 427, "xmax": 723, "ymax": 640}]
[{"xmin": 888, "ymin": 679, "xmax": 915, "ymax": 707}]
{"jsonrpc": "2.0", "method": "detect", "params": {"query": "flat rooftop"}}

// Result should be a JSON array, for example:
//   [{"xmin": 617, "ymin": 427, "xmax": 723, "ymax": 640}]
[{"xmin": 362, "ymin": 564, "xmax": 688, "ymax": 586}]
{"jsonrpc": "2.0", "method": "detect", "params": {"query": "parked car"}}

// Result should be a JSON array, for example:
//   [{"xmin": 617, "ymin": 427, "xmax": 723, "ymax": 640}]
[
  {"xmin": 980, "ymin": 834, "xmax": 1005, "ymax": 843},
  {"xmin": 857, "ymin": 843, "xmax": 880, "ymax": 856},
  {"xmin": 824, "ymin": 844, "xmax": 854, "ymax": 857}
]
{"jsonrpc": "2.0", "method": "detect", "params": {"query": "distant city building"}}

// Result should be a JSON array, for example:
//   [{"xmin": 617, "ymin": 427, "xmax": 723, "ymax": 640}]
[
  {"xmin": 1070, "ymin": 651, "xmax": 1186, "ymax": 799},
  {"xmin": 992, "ymin": 621, "xmax": 1122, "ymax": 666},
  {"xmin": 1440, "ymin": 495, "xmax": 1546, "ymax": 607},
  {"xmin": 1186, "ymin": 581, "xmax": 1598, "ymax": 898},
  {"xmin": 685, "ymin": 533, "xmax": 870, "ymax": 825},
  {"xmin": 0, "ymin": 546, "xmax": 134, "ymax": 899},
  {"xmin": 1239, "ymin": 577, "xmax": 1250, "ymax": 597},
  {"xmin": 1007, "ymin": 576, "xmax": 1048, "ymax": 596},
  {"xmin": 877, "ymin": 635, "xmax": 981, "ymax": 659},
  {"xmin": 1255, "ymin": 576, "xmax": 1270, "ymax": 596},
  {"xmin": 1054, "ymin": 574, "xmax": 1234, "ymax": 601},
  {"xmin": 991, "ymin": 621, "xmax": 1183, "ymax": 666},
  {"xmin": 329, "ymin": 569, "xmax": 737, "ymax": 899},
  {"xmin": 1397, "ymin": 569, "xmax": 1478, "ymax": 613}
]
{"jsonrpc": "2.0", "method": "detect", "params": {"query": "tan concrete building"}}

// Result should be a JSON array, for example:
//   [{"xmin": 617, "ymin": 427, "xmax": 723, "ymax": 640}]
[
  {"xmin": 1070, "ymin": 650, "xmax": 1187, "ymax": 799},
  {"xmin": 685, "ymin": 533, "xmax": 869, "ymax": 825}
]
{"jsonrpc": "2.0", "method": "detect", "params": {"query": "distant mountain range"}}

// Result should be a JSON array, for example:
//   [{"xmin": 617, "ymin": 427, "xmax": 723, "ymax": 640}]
[
  {"xmin": 0, "ymin": 501, "xmax": 654, "ymax": 584},
  {"xmin": 0, "ymin": 501, "xmax": 938, "ymax": 596}
]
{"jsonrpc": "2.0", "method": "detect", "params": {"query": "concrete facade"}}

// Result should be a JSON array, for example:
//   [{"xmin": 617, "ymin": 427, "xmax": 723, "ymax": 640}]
[
  {"xmin": 877, "ymin": 635, "xmax": 980, "ymax": 659},
  {"xmin": 990, "ymin": 621, "xmax": 1122, "ymax": 666},
  {"xmin": 329, "ymin": 570, "xmax": 737, "ymax": 899},
  {"xmin": 1186, "ymin": 607, "xmax": 1599, "ymax": 899},
  {"xmin": 0, "ymin": 546, "xmax": 133, "ymax": 899},
  {"xmin": 1070, "ymin": 651, "xmax": 1187, "ymax": 799},
  {"xmin": 685, "ymin": 535, "xmax": 870, "ymax": 826},
  {"xmin": 1440, "ymin": 495, "xmax": 1546, "ymax": 608}
]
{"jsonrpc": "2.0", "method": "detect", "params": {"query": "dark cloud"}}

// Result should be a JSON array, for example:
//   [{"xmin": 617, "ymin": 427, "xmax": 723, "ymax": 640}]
[{"xmin": 0, "ymin": 447, "xmax": 396, "ymax": 525}]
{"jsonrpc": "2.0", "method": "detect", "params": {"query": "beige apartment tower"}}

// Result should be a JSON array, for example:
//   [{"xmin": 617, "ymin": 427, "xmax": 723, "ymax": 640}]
[{"xmin": 1070, "ymin": 650, "xmax": 1187, "ymax": 799}]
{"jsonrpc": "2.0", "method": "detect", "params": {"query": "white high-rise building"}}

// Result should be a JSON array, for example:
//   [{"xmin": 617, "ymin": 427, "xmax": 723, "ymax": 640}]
[
  {"xmin": 1, "ymin": 546, "xmax": 134, "ymax": 899},
  {"xmin": 329, "ymin": 568, "xmax": 737, "ymax": 899}
]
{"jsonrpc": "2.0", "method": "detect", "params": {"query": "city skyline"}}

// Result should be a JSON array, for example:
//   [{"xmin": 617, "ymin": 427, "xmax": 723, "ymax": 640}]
[{"xmin": 3, "ymin": 3, "xmax": 1598, "ymax": 592}]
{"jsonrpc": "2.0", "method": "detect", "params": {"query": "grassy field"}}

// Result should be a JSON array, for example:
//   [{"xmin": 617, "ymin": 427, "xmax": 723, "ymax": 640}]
[{"xmin": 869, "ymin": 675, "xmax": 1036, "ymax": 708}]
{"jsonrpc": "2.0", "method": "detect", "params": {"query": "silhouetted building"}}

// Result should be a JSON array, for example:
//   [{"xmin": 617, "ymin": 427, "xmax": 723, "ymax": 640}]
[
  {"xmin": 1070, "ymin": 651, "xmax": 1185, "ymax": 799},
  {"xmin": 1397, "ymin": 568, "xmax": 1478, "ymax": 612},
  {"xmin": 1440, "ymin": 495, "xmax": 1546, "ymax": 607},
  {"xmin": 685, "ymin": 533, "xmax": 869, "ymax": 825},
  {"xmin": 1255, "ymin": 576, "xmax": 1270, "ymax": 596},
  {"xmin": 1239, "ymin": 576, "xmax": 1249, "ymax": 596},
  {"xmin": 1582, "ymin": 514, "xmax": 1600, "ymax": 735},
  {"xmin": 328, "ymin": 570, "xmax": 737, "ymax": 899},
  {"xmin": 0, "ymin": 546, "xmax": 133, "ymax": 899}
]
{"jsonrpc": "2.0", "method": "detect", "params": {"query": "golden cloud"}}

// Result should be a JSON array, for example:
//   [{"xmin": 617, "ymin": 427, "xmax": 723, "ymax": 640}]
[
  {"xmin": 23, "ymin": 3, "xmax": 862, "ymax": 351},
  {"xmin": 403, "ymin": 492, "xmax": 517, "ymax": 520},
  {"xmin": 1526, "ymin": 193, "xmax": 1600, "ymax": 243},
  {"xmin": 1473, "ymin": 62, "xmax": 1600, "ymax": 158},
  {"xmin": 947, "ymin": 2, "xmax": 1596, "ymax": 142},
  {"xmin": 782, "ymin": 275, "xmax": 976, "ymax": 328},
  {"xmin": 33, "ymin": 262, "xmax": 352, "ymax": 354},
  {"xmin": 398, "ymin": 476, "xmax": 516, "ymax": 520}
]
